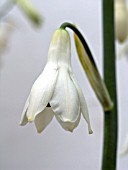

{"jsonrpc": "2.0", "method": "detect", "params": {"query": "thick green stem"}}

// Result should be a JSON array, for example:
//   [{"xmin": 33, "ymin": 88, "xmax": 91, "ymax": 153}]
[{"xmin": 102, "ymin": 0, "xmax": 118, "ymax": 170}]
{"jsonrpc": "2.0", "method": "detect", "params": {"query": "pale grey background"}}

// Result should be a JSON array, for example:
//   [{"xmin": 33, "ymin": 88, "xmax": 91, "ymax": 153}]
[{"xmin": 0, "ymin": 0, "xmax": 128, "ymax": 170}]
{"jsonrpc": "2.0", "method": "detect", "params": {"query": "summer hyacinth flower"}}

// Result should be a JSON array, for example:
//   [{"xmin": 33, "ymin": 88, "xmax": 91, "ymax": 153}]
[{"xmin": 20, "ymin": 28, "xmax": 93, "ymax": 134}]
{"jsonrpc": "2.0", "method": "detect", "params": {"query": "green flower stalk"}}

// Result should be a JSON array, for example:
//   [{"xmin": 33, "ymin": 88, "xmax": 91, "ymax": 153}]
[
  {"xmin": 102, "ymin": 0, "xmax": 118, "ymax": 169},
  {"xmin": 14, "ymin": 0, "xmax": 42, "ymax": 26}
]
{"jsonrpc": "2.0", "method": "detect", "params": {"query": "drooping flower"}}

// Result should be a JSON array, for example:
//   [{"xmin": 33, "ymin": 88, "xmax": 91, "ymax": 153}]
[{"xmin": 20, "ymin": 28, "xmax": 93, "ymax": 134}]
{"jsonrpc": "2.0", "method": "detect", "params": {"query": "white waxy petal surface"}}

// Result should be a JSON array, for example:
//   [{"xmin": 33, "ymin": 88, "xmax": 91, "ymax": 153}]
[
  {"xmin": 34, "ymin": 107, "xmax": 54, "ymax": 133},
  {"xmin": 55, "ymin": 113, "xmax": 81, "ymax": 132},
  {"xmin": 26, "ymin": 64, "xmax": 58, "ymax": 121},
  {"xmin": 47, "ymin": 29, "xmax": 71, "ymax": 67},
  {"xmin": 19, "ymin": 96, "xmax": 30, "ymax": 125},
  {"xmin": 50, "ymin": 67, "xmax": 80, "ymax": 132},
  {"xmin": 70, "ymin": 71, "xmax": 93, "ymax": 134}
]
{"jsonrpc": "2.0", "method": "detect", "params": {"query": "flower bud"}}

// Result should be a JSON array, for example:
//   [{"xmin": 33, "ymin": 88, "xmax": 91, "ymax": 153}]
[
  {"xmin": 74, "ymin": 33, "xmax": 113, "ymax": 111},
  {"xmin": 115, "ymin": 0, "xmax": 128, "ymax": 42}
]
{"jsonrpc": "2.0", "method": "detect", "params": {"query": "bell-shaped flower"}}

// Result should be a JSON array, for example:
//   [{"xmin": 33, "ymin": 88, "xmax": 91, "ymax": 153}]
[
  {"xmin": 115, "ymin": 0, "xmax": 128, "ymax": 43},
  {"xmin": 20, "ymin": 29, "xmax": 93, "ymax": 134}
]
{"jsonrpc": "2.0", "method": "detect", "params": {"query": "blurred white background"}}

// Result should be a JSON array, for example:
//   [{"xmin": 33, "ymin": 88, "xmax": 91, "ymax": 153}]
[{"xmin": 0, "ymin": 0, "xmax": 128, "ymax": 170}]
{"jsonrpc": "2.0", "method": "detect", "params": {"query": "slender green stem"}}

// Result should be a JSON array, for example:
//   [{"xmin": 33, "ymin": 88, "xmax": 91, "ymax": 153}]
[{"xmin": 102, "ymin": 0, "xmax": 118, "ymax": 170}]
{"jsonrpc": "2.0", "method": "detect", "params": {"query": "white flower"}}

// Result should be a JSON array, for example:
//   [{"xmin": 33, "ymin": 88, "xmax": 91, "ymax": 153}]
[{"xmin": 20, "ymin": 29, "xmax": 93, "ymax": 134}]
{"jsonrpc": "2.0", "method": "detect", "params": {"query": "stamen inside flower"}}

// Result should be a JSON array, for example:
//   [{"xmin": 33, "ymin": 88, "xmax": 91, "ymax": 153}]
[{"xmin": 47, "ymin": 103, "xmax": 51, "ymax": 107}]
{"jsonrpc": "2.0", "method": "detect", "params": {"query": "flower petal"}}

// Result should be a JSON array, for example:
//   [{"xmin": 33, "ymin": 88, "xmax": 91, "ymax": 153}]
[
  {"xmin": 34, "ymin": 107, "xmax": 54, "ymax": 133},
  {"xmin": 50, "ymin": 67, "xmax": 80, "ymax": 132},
  {"xmin": 26, "ymin": 64, "xmax": 58, "ymax": 121},
  {"xmin": 47, "ymin": 29, "xmax": 71, "ymax": 67},
  {"xmin": 55, "ymin": 113, "xmax": 81, "ymax": 132},
  {"xmin": 19, "ymin": 96, "xmax": 30, "ymax": 125},
  {"xmin": 70, "ymin": 72, "xmax": 93, "ymax": 134}
]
